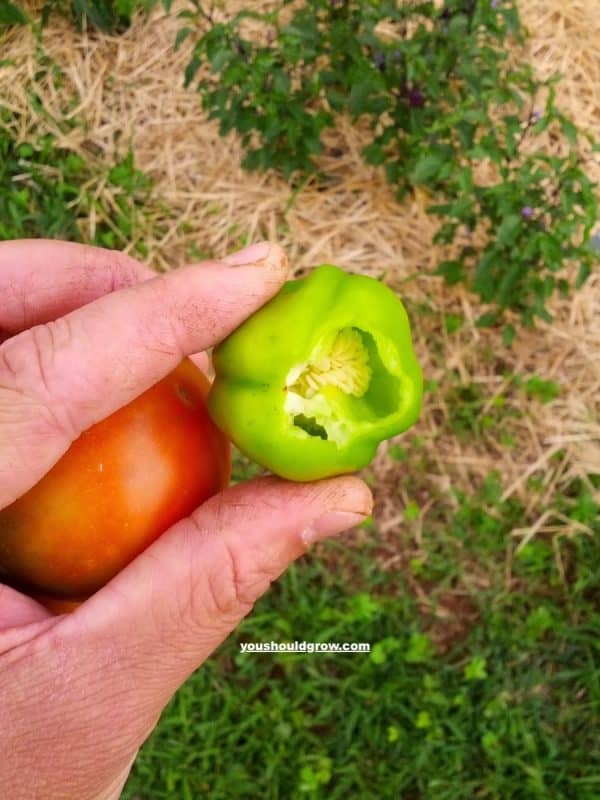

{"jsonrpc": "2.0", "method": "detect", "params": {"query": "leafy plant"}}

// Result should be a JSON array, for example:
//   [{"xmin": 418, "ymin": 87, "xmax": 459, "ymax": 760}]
[
  {"xmin": 0, "ymin": 0, "xmax": 28, "ymax": 27},
  {"xmin": 523, "ymin": 375, "xmax": 560, "ymax": 404},
  {"xmin": 181, "ymin": 0, "xmax": 599, "ymax": 334},
  {"xmin": 0, "ymin": 0, "xmax": 160, "ymax": 33},
  {"xmin": 54, "ymin": 0, "xmax": 158, "ymax": 32},
  {"xmin": 0, "ymin": 108, "xmax": 154, "ymax": 255},
  {"xmin": 445, "ymin": 376, "xmax": 521, "ymax": 443}
]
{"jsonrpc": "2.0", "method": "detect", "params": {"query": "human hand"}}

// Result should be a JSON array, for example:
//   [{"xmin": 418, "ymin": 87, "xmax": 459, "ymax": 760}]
[{"xmin": 0, "ymin": 240, "xmax": 373, "ymax": 800}]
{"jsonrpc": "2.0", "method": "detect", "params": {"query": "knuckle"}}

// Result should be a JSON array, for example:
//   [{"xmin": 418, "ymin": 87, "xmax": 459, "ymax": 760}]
[
  {"xmin": 80, "ymin": 244, "xmax": 148, "ymax": 294},
  {"xmin": 136, "ymin": 274, "xmax": 186, "ymax": 359},
  {"xmin": 209, "ymin": 536, "xmax": 257, "ymax": 618},
  {"xmin": 215, "ymin": 535, "xmax": 278, "ymax": 617},
  {"xmin": 0, "ymin": 319, "xmax": 79, "ymax": 441},
  {"xmin": 163, "ymin": 311, "xmax": 189, "ymax": 360},
  {"xmin": 183, "ymin": 517, "xmax": 274, "ymax": 628}
]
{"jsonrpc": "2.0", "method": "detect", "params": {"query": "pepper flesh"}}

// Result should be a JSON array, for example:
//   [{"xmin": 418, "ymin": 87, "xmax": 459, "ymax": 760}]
[{"xmin": 208, "ymin": 265, "xmax": 422, "ymax": 481}]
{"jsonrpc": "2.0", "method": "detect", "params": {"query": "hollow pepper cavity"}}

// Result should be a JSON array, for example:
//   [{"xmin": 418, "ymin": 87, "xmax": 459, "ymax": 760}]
[{"xmin": 208, "ymin": 264, "xmax": 423, "ymax": 481}]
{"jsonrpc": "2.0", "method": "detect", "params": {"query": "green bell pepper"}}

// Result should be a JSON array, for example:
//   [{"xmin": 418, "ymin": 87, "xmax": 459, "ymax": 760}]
[{"xmin": 208, "ymin": 264, "xmax": 422, "ymax": 481}]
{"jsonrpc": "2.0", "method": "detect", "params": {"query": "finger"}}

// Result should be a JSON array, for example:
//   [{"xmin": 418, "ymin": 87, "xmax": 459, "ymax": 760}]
[
  {"xmin": 2, "ymin": 476, "xmax": 370, "ymax": 800},
  {"xmin": 0, "ymin": 242, "xmax": 287, "ymax": 507},
  {"xmin": 0, "ymin": 583, "xmax": 53, "ymax": 629},
  {"xmin": 64, "ymin": 476, "xmax": 373, "ymax": 692},
  {"xmin": 0, "ymin": 240, "xmax": 155, "ymax": 336}
]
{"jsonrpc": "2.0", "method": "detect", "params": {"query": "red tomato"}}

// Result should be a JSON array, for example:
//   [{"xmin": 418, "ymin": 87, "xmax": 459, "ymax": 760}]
[{"xmin": 0, "ymin": 358, "xmax": 230, "ymax": 602}]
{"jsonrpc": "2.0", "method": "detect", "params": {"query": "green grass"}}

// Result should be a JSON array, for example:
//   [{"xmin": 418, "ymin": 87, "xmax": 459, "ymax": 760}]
[
  {"xmin": 123, "ymin": 471, "xmax": 599, "ymax": 800},
  {"xmin": 0, "ymin": 107, "xmax": 156, "ymax": 255}
]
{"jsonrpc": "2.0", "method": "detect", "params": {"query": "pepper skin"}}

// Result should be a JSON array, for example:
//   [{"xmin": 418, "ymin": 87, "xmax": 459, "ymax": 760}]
[{"xmin": 208, "ymin": 265, "xmax": 422, "ymax": 481}]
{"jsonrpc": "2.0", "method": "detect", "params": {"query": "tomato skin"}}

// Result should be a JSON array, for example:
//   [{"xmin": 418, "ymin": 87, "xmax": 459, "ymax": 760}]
[{"xmin": 0, "ymin": 358, "xmax": 230, "ymax": 601}]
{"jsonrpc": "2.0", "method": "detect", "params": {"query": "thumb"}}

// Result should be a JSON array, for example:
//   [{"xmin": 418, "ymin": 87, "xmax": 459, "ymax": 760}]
[{"xmin": 63, "ymin": 475, "xmax": 372, "ymax": 689}]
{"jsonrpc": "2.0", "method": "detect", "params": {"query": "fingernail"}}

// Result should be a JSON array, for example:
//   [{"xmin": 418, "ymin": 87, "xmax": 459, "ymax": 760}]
[
  {"xmin": 301, "ymin": 510, "xmax": 368, "ymax": 547},
  {"xmin": 223, "ymin": 241, "xmax": 283, "ymax": 268}
]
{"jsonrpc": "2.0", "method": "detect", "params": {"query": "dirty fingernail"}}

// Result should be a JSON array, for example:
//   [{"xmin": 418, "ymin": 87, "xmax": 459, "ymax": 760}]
[
  {"xmin": 222, "ymin": 241, "xmax": 287, "ymax": 273},
  {"xmin": 301, "ymin": 510, "xmax": 369, "ymax": 547}
]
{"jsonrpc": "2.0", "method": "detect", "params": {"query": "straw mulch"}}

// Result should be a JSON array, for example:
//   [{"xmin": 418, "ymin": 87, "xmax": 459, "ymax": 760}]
[{"xmin": 1, "ymin": 1, "xmax": 598, "ymax": 568}]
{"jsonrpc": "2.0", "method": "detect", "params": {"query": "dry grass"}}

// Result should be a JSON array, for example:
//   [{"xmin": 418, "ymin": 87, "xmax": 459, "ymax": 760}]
[{"xmin": 1, "ymin": 0, "xmax": 598, "ymax": 548}]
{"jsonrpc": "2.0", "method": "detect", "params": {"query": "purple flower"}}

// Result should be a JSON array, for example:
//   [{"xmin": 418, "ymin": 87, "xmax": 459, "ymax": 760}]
[
  {"xmin": 521, "ymin": 206, "xmax": 534, "ymax": 219},
  {"xmin": 531, "ymin": 109, "xmax": 542, "ymax": 122},
  {"xmin": 491, "ymin": 0, "xmax": 500, "ymax": 8},
  {"xmin": 408, "ymin": 89, "xmax": 425, "ymax": 108}
]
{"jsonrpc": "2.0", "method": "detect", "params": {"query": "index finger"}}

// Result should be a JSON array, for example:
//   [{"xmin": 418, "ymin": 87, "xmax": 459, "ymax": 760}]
[
  {"xmin": 0, "ymin": 242, "xmax": 288, "ymax": 507},
  {"xmin": 0, "ymin": 239, "xmax": 155, "ymax": 337}
]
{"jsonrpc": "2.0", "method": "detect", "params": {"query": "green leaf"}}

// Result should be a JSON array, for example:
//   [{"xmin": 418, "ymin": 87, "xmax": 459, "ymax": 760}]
[
  {"xmin": 71, "ymin": 0, "xmax": 117, "ymax": 33},
  {"xmin": 559, "ymin": 116, "xmax": 578, "ymax": 147},
  {"xmin": 524, "ymin": 376, "xmax": 560, "ymax": 404},
  {"xmin": 448, "ymin": 13, "xmax": 468, "ymax": 37},
  {"xmin": 184, "ymin": 54, "xmax": 202, "ymax": 88},
  {"xmin": 349, "ymin": 82, "xmax": 376, "ymax": 117},
  {"xmin": 370, "ymin": 637, "xmax": 401, "ymax": 665},
  {"xmin": 410, "ymin": 152, "xmax": 445, "ymax": 184},
  {"xmin": 211, "ymin": 48, "xmax": 231, "ymax": 72},
  {"xmin": 526, "ymin": 605, "xmax": 555, "ymax": 639},
  {"xmin": 481, "ymin": 731, "xmax": 500, "ymax": 753},
  {"xmin": 404, "ymin": 501, "xmax": 421, "ymax": 522},
  {"xmin": 532, "ymin": 115, "xmax": 551, "ymax": 135},
  {"xmin": 576, "ymin": 257, "xmax": 593, "ymax": 288},
  {"xmin": 325, "ymin": 88, "xmax": 347, "ymax": 112},
  {"xmin": 387, "ymin": 725, "xmax": 400, "ymax": 743},
  {"xmin": 362, "ymin": 142, "xmax": 386, "ymax": 166},
  {"xmin": 415, "ymin": 710, "xmax": 432, "ymax": 729},
  {"xmin": 475, "ymin": 312, "xmax": 498, "ymax": 328},
  {"xmin": 387, "ymin": 444, "xmax": 407, "ymax": 462},
  {"xmin": 496, "ymin": 214, "xmax": 521, "ymax": 247},
  {"xmin": 437, "ymin": 260, "xmax": 464, "ymax": 285},
  {"xmin": 404, "ymin": 632, "xmax": 432, "ymax": 663},
  {"xmin": 443, "ymin": 312, "xmax": 464, "ymax": 334},
  {"xmin": 539, "ymin": 236, "xmax": 562, "ymax": 269},
  {"xmin": 272, "ymin": 70, "xmax": 290, "ymax": 94},
  {"xmin": 433, "ymin": 222, "xmax": 458, "ymax": 246},
  {"xmin": 502, "ymin": 324, "xmax": 516, "ymax": 346},
  {"xmin": 0, "ymin": 0, "xmax": 27, "ymax": 24},
  {"xmin": 464, "ymin": 655, "xmax": 488, "ymax": 681},
  {"xmin": 174, "ymin": 26, "xmax": 192, "ymax": 51}
]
